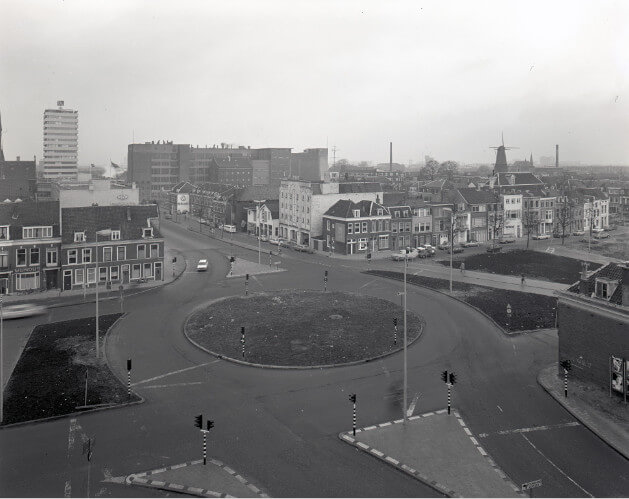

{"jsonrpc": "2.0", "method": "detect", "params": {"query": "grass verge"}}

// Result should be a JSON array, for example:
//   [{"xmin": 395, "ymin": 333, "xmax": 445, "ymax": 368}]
[
  {"xmin": 186, "ymin": 290, "xmax": 424, "ymax": 366},
  {"xmin": 365, "ymin": 270, "xmax": 557, "ymax": 332},
  {"xmin": 436, "ymin": 249, "xmax": 600, "ymax": 284},
  {"xmin": 2, "ymin": 313, "xmax": 138, "ymax": 425}
]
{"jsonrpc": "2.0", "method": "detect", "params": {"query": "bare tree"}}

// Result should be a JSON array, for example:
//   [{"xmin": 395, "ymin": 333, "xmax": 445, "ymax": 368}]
[
  {"xmin": 522, "ymin": 207, "xmax": 539, "ymax": 249},
  {"xmin": 421, "ymin": 157, "xmax": 439, "ymax": 181},
  {"xmin": 438, "ymin": 160, "xmax": 459, "ymax": 180},
  {"xmin": 556, "ymin": 199, "xmax": 574, "ymax": 245},
  {"xmin": 488, "ymin": 209, "xmax": 504, "ymax": 247}
]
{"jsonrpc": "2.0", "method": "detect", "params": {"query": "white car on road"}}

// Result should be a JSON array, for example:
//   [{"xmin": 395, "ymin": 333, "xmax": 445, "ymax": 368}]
[
  {"xmin": 1, "ymin": 303, "xmax": 48, "ymax": 320},
  {"xmin": 532, "ymin": 234, "xmax": 551, "ymax": 240},
  {"xmin": 197, "ymin": 259, "xmax": 209, "ymax": 271}
]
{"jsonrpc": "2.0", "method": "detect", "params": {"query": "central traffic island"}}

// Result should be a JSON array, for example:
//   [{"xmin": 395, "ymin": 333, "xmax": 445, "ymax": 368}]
[{"xmin": 184, "ymin": 290, "xmax": 425, "ymax": 368}]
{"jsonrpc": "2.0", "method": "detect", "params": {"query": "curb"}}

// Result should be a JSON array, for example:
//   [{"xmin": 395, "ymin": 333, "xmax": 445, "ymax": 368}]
[
  {"xmin": 181, "ymin": 291, "xmax": 426, "ymax": 370},
  {"xmin": 338, "ymin": 409, "xmax": 525, "ymax": 498},
  {"xmin": 364, "ymin": 270, "xmax": 557, "ymax": 337},
  {"xmin": 126, "ymin": 459, "xmax": 269, "ymax": 498},
  {"xmin": 0, "ymin": 314, "xmax": 144, "ymax": 430},
  {"xmin": 537, "ymin": 364, "xmax": 629, "ymax": 461}
]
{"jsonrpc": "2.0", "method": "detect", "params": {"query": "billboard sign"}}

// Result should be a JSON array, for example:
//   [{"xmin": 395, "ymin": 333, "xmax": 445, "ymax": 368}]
[{"xmin": 611, "ymin": 355, "xmax": 624, "ymax": 394}]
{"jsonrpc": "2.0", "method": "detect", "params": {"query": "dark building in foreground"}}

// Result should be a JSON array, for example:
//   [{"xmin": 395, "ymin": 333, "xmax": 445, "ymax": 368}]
[
  {"xmin": 0, "ymin": 157, "xmax": 37, "ymax": 201},
  {"xmin": 557, "ymin": 263, "xmax": 629, "ymax": 396}
]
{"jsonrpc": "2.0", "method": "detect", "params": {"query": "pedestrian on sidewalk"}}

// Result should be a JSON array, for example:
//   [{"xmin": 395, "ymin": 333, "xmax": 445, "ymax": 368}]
[
  {"xmin": 460, "ymin": 262, "xmax": 465, "ymax": 275},
  {"xmin": 521, "ymin": 274, "xmax": 526, "ymax": 286}
]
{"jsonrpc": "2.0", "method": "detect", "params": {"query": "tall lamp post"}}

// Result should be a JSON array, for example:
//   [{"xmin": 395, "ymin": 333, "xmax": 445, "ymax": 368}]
[
  {"xmin": 443, "ymin": 207, "xmax": 455, "ymax": 294},
  {"xmin": 94, "ymin": 229, "xmax": 112, "ymax": 359},
  {"xmin": 254, "ymin": 199, "xmax": 266, "ymax": 264},
  {"xmin": 1, "ymin": 294, "xmax": 4, "ymax": 424},
  {"xmin": 397, "ymin": 247, "xmax": 410, "ymax": 424}
]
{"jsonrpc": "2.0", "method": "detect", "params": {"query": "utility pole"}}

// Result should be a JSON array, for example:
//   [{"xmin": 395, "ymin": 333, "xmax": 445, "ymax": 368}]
[
  {"xmin": 403, "ymin": 249, "xmax": 408, "ymax": 424},
  {"xmin": 1, "ymin": 294, "xmax": 4, "ymax": 424}
]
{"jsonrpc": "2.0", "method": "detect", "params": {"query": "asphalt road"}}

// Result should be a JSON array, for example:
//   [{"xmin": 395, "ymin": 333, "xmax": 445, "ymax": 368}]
[{"xmin": 1, "ymin": 219, "xmax": 627, "ymax": 497}]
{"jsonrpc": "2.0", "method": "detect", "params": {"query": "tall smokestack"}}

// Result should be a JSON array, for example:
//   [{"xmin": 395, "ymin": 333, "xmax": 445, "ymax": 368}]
[
  {"xmin": 555, "ymin": 144, "xmax": 559, "ymax": 168},
  {"xmin": 389, "ymin": 142, "xmax": 393, "ymax": 172}
]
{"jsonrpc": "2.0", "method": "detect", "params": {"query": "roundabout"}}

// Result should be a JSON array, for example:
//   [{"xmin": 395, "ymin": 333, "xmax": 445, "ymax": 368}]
[{"xmin": 184, "ymin": 290, "xmax": 425, "ymax": 367}]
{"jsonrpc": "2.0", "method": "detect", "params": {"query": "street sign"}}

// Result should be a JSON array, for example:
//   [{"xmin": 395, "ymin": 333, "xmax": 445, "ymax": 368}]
[
  {"xmin": 506, "ymin": 304, "xmax": 512, "ymax": 316},
  {"xmin": 521, "ymin": 479, "xmax": 542, "ymax": 491}
]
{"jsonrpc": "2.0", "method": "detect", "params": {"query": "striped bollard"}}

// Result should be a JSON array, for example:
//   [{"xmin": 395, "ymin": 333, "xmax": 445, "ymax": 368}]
[
  {"xmin": 393, "ymin": 317, "xmax": 398, "ymax": 345},
  {"xmin": 241, "ymin": 327, "xmax": 245, "ymax": 358},
  {"xmin": 203, "ymin": 430, "xmax": 207, "ymax": 465},
  {"xmin": 126, "ymin": 359, "xmax": 132, "ymax": 397},
  {"xmin": 349, "ymin": 394, "xmax": 357, "ymax": 436},
  {"xmin": 447, "ymin": 384, "xmax": 451, "ymax": 415},
  {"xmin": 560, "ymin": 360, "xmax": 571, "ymax": 398}
]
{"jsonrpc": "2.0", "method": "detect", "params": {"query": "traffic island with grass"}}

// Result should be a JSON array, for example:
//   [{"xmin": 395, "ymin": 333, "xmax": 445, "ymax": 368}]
[
  {"xmin": 185, "ymin": 290, "xmax": 425, "ymax": 367},
  {"xmin": 436, "ymin": 249, "xmax": 601, "ymax": 284},
  {"xmin": 365, "ymin": 270, "xmax": 557, "ymax": 332},
  {"xmin": 2, "ymin": 313, "xmax": 138, "ymax": 426}
]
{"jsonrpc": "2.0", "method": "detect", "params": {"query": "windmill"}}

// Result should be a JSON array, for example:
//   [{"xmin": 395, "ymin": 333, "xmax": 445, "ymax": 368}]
[{"xmin": 490, "ymin": 133, "xmax": 518, "ymax": 173}]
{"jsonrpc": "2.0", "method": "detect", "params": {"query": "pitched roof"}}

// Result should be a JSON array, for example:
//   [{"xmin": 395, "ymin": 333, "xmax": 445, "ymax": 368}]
[
  {"xmin": 324, "ymin": 199, "xmax": 389, "ymax": 218},
  {"xmin": 0, "ymin": 200, "xmax": 59, "ymax": 227},
  {"xmin": 171, "ymin": 181, "xmax": 195, "ymax": 193},
  {"xmin": 457, "ymin": 188, "xmax": 499, "ymax": 205},
  {"xmin": 264, "ymin": 200, "xmax": 279, "ymax": 218},
  {"xmin": 61, "ymin": 204, "xmax": 160, "ymax": 244},
  {"xmin": 566, "ymin": 263, "xmax": 625, "ymax": 306},
  {"xmin": 497, "ymin": 172, "xmax": 543, "ymax": 186},
  {"xmin": 338, "ymin": 182, "xmax": 383, "ymax": 193},
  {"xmin": 421, "ymin": 179, "xmax": 454, "ymax": 189}
]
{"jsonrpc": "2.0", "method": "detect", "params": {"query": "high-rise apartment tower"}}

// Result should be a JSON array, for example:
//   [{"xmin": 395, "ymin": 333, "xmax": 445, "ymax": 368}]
[{"xmin": 43, "ymin": 100, "xmax": 78, "ymax": 179}]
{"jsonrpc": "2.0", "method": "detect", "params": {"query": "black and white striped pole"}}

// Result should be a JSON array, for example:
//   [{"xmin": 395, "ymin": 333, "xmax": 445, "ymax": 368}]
[
  {"xmin": 441, "ymin": 370, "xmax": 457, "ymax": 414},
  {"xmin": 241, "ymin": 327, "xmax": 245, "ymax": 358},
  {"xmin": 393, "ymin": 317, "xmax": 398, "ymax": 345},
  {"xmin": 349, "ymin": 393, "xmax": 357, "ymax": 436},
  {"xmin": 560, "ymin": 360, "xmax": 571, "ymax": 398},
  {"xmin": 126, "ymin": 358, "xmax": 132, "ymax": 397},
  {"xmin": 324, "ymin": 270, "xmax": 328, "ymax": 292},
  {"xmin": 245, "ymin": 273, "xmax": 249, "ymax": 296}
]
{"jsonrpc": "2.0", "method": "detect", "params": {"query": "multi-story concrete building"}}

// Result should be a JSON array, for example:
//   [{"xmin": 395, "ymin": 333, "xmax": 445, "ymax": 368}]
[
  {"xmin": 290, "ymin": 148, "xmax": 328, "ymax": 181},
  {"xmin": 53, "ymin": 179, "xmax": 140, "ymax": 208},
  {"xmin": 322, "ymin": 200, "xmax": 391, "ymax": 255},
  {"xmin": 0, "ymin": 201, "xmax": 62, "ymax": 294},
  {"xmin": 253, "ymin": 148, "xmax": 291, "ymax": 185},
  {"xmin": 128, "ymin": 142, "xmax": 188, "ymax": 201},
  {"xmin": 279, "ymin": 180, "xmax": 383, "ymax": 247},
  {"xmin": 43, "ymin": 101, "xmax": 78, "ymax": 179}
]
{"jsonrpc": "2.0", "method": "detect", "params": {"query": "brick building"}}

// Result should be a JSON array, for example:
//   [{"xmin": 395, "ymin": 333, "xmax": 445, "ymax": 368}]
[
  {"xmin": 386, "ymin": 205, "xmax": 413, "ymax": 250},
  {"xmin": 0, "ymin": 201, "xmax": 61, "ymax": 294},
  {"xmin": 557, "ymin": 263, "xmax": 629, "ymax": 395},
  {"xmin": 322, "ymin": 200, "xmax": 391, "ymax": 255},
  {"xmin": 0, "ymin": 157, "xmax": 37, "ymax": 202},
  {"xmin": 60, "ymin": 205, "xmax": 164, "ymax": 291}
]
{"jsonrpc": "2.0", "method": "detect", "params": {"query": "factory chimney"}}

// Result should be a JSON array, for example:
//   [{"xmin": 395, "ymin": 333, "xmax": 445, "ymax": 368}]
[
  {"xmin": 555, "ymin": 144, "xmax": 559, "ymax": 168},
  {"xmin": 389, "ymin": 142, "xmax": 393, "ymax": 172}
]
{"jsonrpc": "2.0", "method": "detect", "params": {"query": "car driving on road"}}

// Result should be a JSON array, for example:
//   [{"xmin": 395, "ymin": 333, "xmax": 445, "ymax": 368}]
[
  {"xmin": 461, "ymin": 241, "xmax": 480, "ymax": 247},
  {"xmin": 532, "ymin": 234, "xmax": 551, "ymax": 240},
  {"xmin": 1, "ymin": 303, "xmax": 48, "ymax": 320},
  {"xmin": 197, "ymin": 259, "xmax": 209, "ymax": 271}
]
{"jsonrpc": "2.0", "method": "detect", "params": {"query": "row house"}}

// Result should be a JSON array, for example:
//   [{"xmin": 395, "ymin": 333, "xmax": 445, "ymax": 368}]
[
  {"xmin": 580, "ymin": 191, "xmax": 609, "ymax": 231},
  {"xmin": 522, "ymin": 188, "xmax": 556, "ymax": 235},
  {"xmin": 605, "ymin": 184, "xmax": 629, "ymax": 224},
  {"xmin": 386, "ymin": 205, "xmax": 413, "ymax": 250},
  {"xmin": 246, "ymin": 201, "xmax": 280, "ymax": 238},
  {"xmin": 156, "ymin": 181, "xmax": 194, "ymax": 216},
  {"xmin": 411, "ymin": 202, "xmax": 432, "ymax": 246},
  {"xmin": 501, "ymin": 191, "xmax": 523, "ymax": 239},
  {"xmin": 555, "ymin": 195, "xmax": 585, "ymax": 235},
  {"xmin": 60, "ymin": 205, "xmax": 164, "ymax": 291},
  {"xmin": 189, "ymin": 183, "xmax": 238, "ymax": 228},
  {"xmin": 322, "ymin": 200, "xmax": 391, "ymax": 255},
  {"xmin": 0, "ymin": 201, "xmax": 61, "ymax": 294},
  {"xmin": 449, "ymin": 188, "xmax": 501, "ymax": 243}
]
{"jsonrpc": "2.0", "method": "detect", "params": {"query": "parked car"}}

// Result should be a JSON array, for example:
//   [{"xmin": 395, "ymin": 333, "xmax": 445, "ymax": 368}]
[
  {"xmin": 437, "ymin": 242, "xmax": 450, "ymax": 250},
  {"xmin": 447, "ymin": 246, "xmax": 464, "ymax": 254},
  {"xmin": 259, "ymin": 234, "xmax": 269, "ymax": 242},
  {"xmin": 164, "ymin": 214, "xmax": 172, "ymax": 220},
  {"xmin": 221, "ymin": 224, "xmax": 237, "ymax": 233},
  {"xmin": 391, "ymin": 248, "xmax": 418, "ymax": 260},
  {"xmin": 423, "ymin": 244, "xmax": 436, "ymax": 256},
  {"xmin": 486, "ymin": 245, "xmax": 503, "ymax": 253},
  {"xmin": 580, "ymin": 237, "xmax": 599, "ymax": 244},
  {"xmin": 1, "ymin": 303, "xmax": 48, "ymax": 320},
  {"xmin": 604, "ymin": 225, "xmax": 617, "ymax": 231},
  {"xmin": 416, "ymin": 247, "xmax": 429, "ymax": 258},
  {"xmin": 572, "ymin": 230, "xmax": 585, "ymax": 236},
  {"xmin": 532, "ymin": 234, "xmax": 551, "ymax": 240},
  {"xmin": 592, "ymin": 228, "xmax": 604, "ymax": 234},
  {"xmin": 197, "ymin": 259, "xmax": 209, "ymax": 271},
  {"xmin": 499, "ymin": 237, "xmax": 515, "ymax": 244},
  {"xmin": 461, "ymin": 241, "xmax": 480, "ymax": 247},
  {"xmin": 293, "ymin": 244, "xmax": 315, "ymax": 253},
  {"xmin": 593, "ymin": 232, "xmax": 610, "ymax": 239}
]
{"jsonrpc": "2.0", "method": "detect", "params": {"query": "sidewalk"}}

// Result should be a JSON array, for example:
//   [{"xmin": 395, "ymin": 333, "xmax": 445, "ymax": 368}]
[
  {"xmin": 227, "ymin": 256, "xmax": 285, "ymax": 278},
  {"xmin": 538, "ymin": 364, "xmax": 629, "ymax": 460},
  {"xmin": 1, "ymin": 244, "xmax": 187, "ymax": 309},
  {"xmin": 125, "ymin": 458, "xmax": 268, "ymax": 498},
  {"xmin": 339, "ymin": 410, "xmax": 523, "ymax": 498}
]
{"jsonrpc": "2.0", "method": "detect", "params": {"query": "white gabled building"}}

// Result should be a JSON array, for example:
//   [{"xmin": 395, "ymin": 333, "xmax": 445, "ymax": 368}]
[{"xmin": 501, "ymin": 192, "xmax": 523, "ymax": 238}]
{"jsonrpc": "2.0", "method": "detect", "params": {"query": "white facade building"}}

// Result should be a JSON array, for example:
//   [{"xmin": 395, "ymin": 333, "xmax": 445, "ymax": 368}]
[
  {"xmin": 43, "ymin": 101, "xmax": 78, "ymax": 179},
  {"xmin": 584, "ymin": 198, "xmax": 609, "ymax": 230},
  {"xmin": 55, "ymin": 179, "xmax": 140, "ymax": 208},
  {"xmin": 246, "ymin": 203, "xmax": 279, "ymax": 238},
  {"xmin": 279, "ymin": 180, "xmax": 383, "ymax": 246},
  {"xmin": 502, "ymin": 193, "xmax": 522, "ymax": 238}
]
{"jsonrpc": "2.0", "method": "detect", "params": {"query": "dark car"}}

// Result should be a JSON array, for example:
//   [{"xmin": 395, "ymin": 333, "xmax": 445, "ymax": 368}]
[
  {"xmin": 486, "ymin": 245, "xmax": 503, "ymax": 253},
  {"xmin": 499, "ymin": 237, "xmax": 515, "ymax": 244},
  {"xmin": 437, "ymin": 242, "xmax": 450, "ymax": 250},
  {"xmin": 447, "ymin": 246, "xmax": 464, "ymax": 254},
  {"xmin": 293, "ymin": 243, "xmax": 314, "ymax": 253}
]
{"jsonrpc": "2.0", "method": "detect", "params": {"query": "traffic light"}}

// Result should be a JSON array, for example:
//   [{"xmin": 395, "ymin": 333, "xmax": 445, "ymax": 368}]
[
  {"xmin": 194, "ymin": 414, "xmax": 203, "ymax": 429},
  {"xmin": 241, "ymin": 326, "xmax": 245, "ymax": 335},
  {"xmin": 349, "ymin": 393, "xmax": 356, "ymax": 403},
  {"xmin": 127, "ymin": 359, "xmax": 132, "ymax": 371},
  {"xmin": 393, "ymin": 317, "xmax": 398, "ymax": 327},
  {"xmin": 441, "ymin": 370, "xmax": 448, "ymax": 383},
  {"xmin": 324, "ymin": 270, "xmax": 328, "ymax": 277},
  {"xmin": 449, "ymin": 372, "xmax": 457, "ymax": 385},
  {"xmin": 560, "ymin": 359, "xmax": 572, "ymax": 371},
  {"xmin": 207, "ymin": 420, "xmax": 214, "ymax": 431},
  {"xmin": 172, "ymin": 257, "xmax": 177, "ymax": 263},
  {"xmin": 230, "ymin": 256, "xmax": 235, "ymax": 263}
]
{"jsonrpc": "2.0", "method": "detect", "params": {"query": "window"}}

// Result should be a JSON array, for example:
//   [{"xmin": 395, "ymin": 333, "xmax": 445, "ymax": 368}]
[
  {"xmin": 30, "ymin": 248, "xmax": 40, "ymax": 265},
  {"xmin": 74, "ymin": 232, "xmax": 86, "ymax": 243},
  {"xmin": 150, "ymin": 244, "xmax": 159, "ymax": 258},
  {"xmin": 545, "ymin": 210, "xmax": 553, "ymax": 220},
  {"xmin": 132, "ymin": 264, "xmax": 141, "ymax": 279},
  {"xmin": 46, "ymin": 248, "xmax": 57, "ymax": 266},
  {"xmin": 15, "ymin": 272, "xmax": 39, "ymax": 290},
  {"xmin": 117, "ymin": 246, "xmax": 126, "ymax": 261},
  {"xmin": 0, "ymin": 252, "xmax": 8, "ymax": 268},
  {"xmin": 405, "ymin": 222, "xmax": 411, "ymax": 232},
  {"xmin": 110, "ymin": 266, "xmax": 119, "ymax": 281},
  {"xmin": 362, "ymin": 222, "xmax": 368, "ymax": 233},
  {"xmin": 75, "ymin": 268, "xmax": 84, "ymax": 285},
  {"xmin": 143, "ymin": 228, "xmax": 153, "ymax": 238},
  {"xmin": 103, "ymin": 247, "xmax": 113, "ymax": 262},
  {"xmin": 472, "ymin": 206, "xmax": 480, "ymax": 212},
  {"xmin": 82, "ymin": 248, "xmax": 92, "ymax": 263},
  {"xmin": 17, "ymin": 248, "xmax": 27, "ymax": 266},
  {"xmin": 354, "ymin": 223, "xmax": 360, "ymax": 233},
  {"xmin": 87, "ymin": 267, "xmax": 96, "ymax": 284},
  {"xmin": 347, "ymin": 223, "xmax": 353, "ymax": 234},
  {"xmin": 395, "ymin": 211, "xmax": 400, "ymax": 217},
  {"xmin": 371, "ymin": 221, "xmax": 377, "ymax": 232},
  {"xmin": 353, "ymin": 210, "xmax": 360, "ymax": 217},
  {"xmin": 403, "ymin": 210, "xmax": 409, "ymax": 217},
  {"xmin": 111, "ymin": 230, "xmax": 121, "ymax": 240},
  {"xmin": 137, "ymin": 244, "xmax": 146, "ymax": 259},
  {"xmin": 392, "ymin": 222, "xmax": 398, "ymax": 233},
  {"xmin": 326, "ymin": 220, "xmax": 330, "ymax": 230},
  {"xmin": 377, "ymin": 209, "xmax": 383, "ymax": 216},
  {"xmin": 67, "ymin": 249, "xmax": 78, "ymax": 265},
  {"xmin": 378, "ymin": 234, "xmax": 389, "ymax": 249},
  {"xmin": 0, "ymin": 226, "xmax": 9, "ymax": 241},
  {"xmin": 22, "ymin": 227, "xmax": 53, "ymax": 239},
  {"xmin": 99, "ymin": 267, "xmax": 107, "ymax": 282},
  {"xmin": 143, "ymin": 262, "xmax": 153, "ymax": 278},
  {"xmin": 358, "ymin": 238, "xmax": 368, "ymax": 251}
]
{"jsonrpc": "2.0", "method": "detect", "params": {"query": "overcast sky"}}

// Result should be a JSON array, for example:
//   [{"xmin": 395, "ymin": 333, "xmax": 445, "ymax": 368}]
[{"xmin": 1, "ymin": 0, "xmax": 628, "ymax": 167}]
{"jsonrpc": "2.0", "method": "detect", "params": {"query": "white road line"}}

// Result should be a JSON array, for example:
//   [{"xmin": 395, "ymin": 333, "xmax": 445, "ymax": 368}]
[
  {"xmin": 140, "ymin": 382, "xmax": 206, "ymax": 389},
  {"xmin": 359, "ymin": 278, "xmax": 378, "ymax": 290},
  {"xmin": 497, "ymin": 421, "xmax": 580, "ymax": 436},
  {"xmin": 357, "ymin": 442, "xmax": 369, "ymax": 449},
  {"xmin": 470, "ymin": 437, "xmax": 479, "ymax": 445},
  {"xmin": 131, "ymin": 361, "xmax": 220, "ymax": 386},
  {"xmin": 407, "ymin": 393, "xmax": 420, "ymax": 417},
  {"xmin": 497, "ymin": 405, "xmax": 503, "ymax": 413},
  {"xmin": 64, "ymin": 480, "xmax": 71, "ymax": 498},
  {"xmin": 521, "ymin": 434, "xmax": 594, "ymax": 497},
  {"xmin": 464, "ymin": 427, "xmax": 472, "ymax": 436}
]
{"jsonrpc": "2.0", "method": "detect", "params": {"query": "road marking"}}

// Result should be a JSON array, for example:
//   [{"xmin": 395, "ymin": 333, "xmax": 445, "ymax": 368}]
[
  {"xmin": 64, "ymin": 480, "xmax": 71, "ymax": 498},
  {"xmin": 407, "ymin": 393, "xmax": 420, "ymax": 417},
  {"xmin": 522, "ymin": 434, "xmax": 593, "ymax": 497},
  {"xmin": 496, "ymin": 421, "xmax": 580, "ymax": 436},
  {"xmin": 359, "ymin": 278, "xmax": 378, "ymax": 290},
  {"xmin": 380, "ymin": 362, "xmax": 390, "ymax": 378},
  {"xmin": 464, "ymin": 427, "xmax": 472, "ymax": 436},
  {"xmin": 497, "ymin": 405, "xmax": 503, "ymax": 413},
  {"xmin": 131, "ymin": 361, "xmax": 220, "ymax": 386},
  {"xmin": 140, "ymin": 382, "xmax": 206, "ymax": 389}
]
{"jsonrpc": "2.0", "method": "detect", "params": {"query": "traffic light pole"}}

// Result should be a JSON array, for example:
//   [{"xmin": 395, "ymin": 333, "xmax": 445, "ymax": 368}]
[
  {"xmin": 563, "ymin": 369, "xmax": 568, "ymax": 398},
  {"xmin": 202, "ymin": 430, "xmax": 207, "ymax": 465},
  {"xmin": 349, "ymin": 394, "xmax": 357, "ymax": 436},
  {"xmin": 241, "ymin": 327, "xmax": 245, "ymax": 358},
  {"xmin": 403, "ymin": 253, "xmax": 408, "ymax": 425},
  {"xmin": 447, "ymin": 383, "xmax": 452, "ymax": 415}
]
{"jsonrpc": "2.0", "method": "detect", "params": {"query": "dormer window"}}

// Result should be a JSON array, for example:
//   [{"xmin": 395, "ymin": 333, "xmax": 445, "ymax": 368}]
[
  {"xmin": 353, "ymin": 209, "xmax": 360, "ymax": 218},
  {"xmin": 377, "ymin": 209, "xmax": 383, "ymax": 216},
  {"xmin": 595, "ymin": 278, "xmax": 619, "ymax": 300},
  {"xmin": 111, "ymin": 230, "xmax": 121, "ymax": 240},
  {"xmin": 74, "ymin": 231, "xmax": 86, "ymax": 243},
  {"xmin": 0, "ymin": 226, "xmax": 9, "ymax": 241},
  {"xmin": 143, "ymin": 228, "xmax": 154, "ymax": 238}
]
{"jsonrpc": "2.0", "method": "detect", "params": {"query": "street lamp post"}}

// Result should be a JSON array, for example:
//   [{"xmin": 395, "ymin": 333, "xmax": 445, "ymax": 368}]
[
  {"xmin": 94, "ymin": 229, "xmax": 112, "ymax": 359},
  {"xmin": 254, "ymin": 200, "xmax": 266, "ymax": 264},
  {"xmin": 444, "ymin": 207, "xmax": 455, "ymax": 293},
  {"xmin": 1, "ymin": 294, "xmax": 4, "ymax": 424},
  {"xmin": 397, "ymin": 248, "xmax": 410, "ymax": 424}
]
